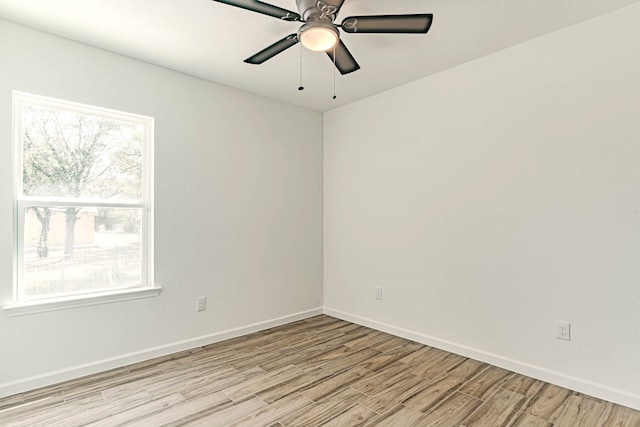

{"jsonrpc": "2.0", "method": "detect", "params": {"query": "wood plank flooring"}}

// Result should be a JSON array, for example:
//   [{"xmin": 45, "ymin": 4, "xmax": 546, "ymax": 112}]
[{"xmin": 1, "ymin": 315, "xmax": 639, "ymax": 426}]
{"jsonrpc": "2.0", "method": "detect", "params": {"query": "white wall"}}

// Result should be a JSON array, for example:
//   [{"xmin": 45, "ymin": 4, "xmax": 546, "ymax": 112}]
[
  {"xmin": 0, "ymin": 19, "xmax": 323, "ymax": 393},
  {"xmin": 324, "ymin": 3, "xmax": 640, "ymax": 409}
]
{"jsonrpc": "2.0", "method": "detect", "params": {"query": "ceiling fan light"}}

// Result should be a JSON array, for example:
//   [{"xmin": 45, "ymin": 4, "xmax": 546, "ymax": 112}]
[{"xmin": 299, "ymin": 24, "xmax": 338, "ymax": 51}]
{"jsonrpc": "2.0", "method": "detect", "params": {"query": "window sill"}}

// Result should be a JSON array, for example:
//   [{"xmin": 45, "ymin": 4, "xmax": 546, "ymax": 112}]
[{"xmin": 2, "ymin": 287, "xmax": 162, "ymax": 317}]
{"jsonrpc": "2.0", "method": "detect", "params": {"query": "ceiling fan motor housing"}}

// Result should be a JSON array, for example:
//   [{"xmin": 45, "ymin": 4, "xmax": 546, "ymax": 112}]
[
  {"xmin": 296, "ymin": 0, "xmax": 337, "ymax": 21},
  {"xmin": 296, "ymin": 0, "xmax": 340, "ymax": 52}
]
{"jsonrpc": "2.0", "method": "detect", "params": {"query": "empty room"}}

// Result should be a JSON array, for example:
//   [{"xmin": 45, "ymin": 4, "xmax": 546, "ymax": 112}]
[{"xmin": 1, "ymin": 0, "xmax": 640, "ymax": 425}]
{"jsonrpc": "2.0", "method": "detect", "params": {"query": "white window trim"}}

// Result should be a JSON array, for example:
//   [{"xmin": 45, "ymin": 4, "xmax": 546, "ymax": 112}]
[
  {"xmin": 3, "ymin": 287, "xmax": 162, "ymax": 317},
  {"xmin": 5, "ymin": 91, "xmax": 160, "ymax": 315}
]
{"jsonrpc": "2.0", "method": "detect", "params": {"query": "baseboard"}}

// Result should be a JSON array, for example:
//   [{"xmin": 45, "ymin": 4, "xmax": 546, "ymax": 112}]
[
  {"xmin": 323, "ymin": 306, "xmax": 640, "ymax": 411},
  {"xmin": 0, "ymin": 307, "xmax": 323, "ymax": 399}
]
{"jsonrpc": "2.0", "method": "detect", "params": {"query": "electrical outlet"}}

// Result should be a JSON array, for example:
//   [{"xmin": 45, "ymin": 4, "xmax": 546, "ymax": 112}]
[
  {"xmin": 196, "ymin": 296, "xmax": 207, "ymax": 312},
  {"xmin": 375, "ymin": 287, "xmax": 383, "ymax": 300},
  {"xmin": 556, "ymin": 321, "xmax": 571, "ymax": 340}
]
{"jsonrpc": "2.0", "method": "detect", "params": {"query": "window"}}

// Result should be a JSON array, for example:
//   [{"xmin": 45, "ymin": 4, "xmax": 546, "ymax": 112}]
[{"xmin": 6, "ymin": 92, "xmax": 159, "ymax": 315}]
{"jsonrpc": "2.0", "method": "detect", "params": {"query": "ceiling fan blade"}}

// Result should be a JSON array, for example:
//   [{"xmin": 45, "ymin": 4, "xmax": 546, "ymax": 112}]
[
  {"xmin": 340, "ymin": 14, "xmax": 433, "ymax": 34},
  {"xmin": 244, "ymin": 34, "xmax": 299, "ymax": 64},
  {"xmin": 211, "ymin": 0, "xmax": 300, "ymax": 21},
  {"xmin": 326, "ymin": 39, "xmax": 360, "ymax": 75}
]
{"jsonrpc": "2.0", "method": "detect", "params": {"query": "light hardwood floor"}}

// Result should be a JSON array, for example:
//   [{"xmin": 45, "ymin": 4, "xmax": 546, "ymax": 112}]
[{"xmin": 1, "ymin": 315, "xmax": 639, "ymax": 426}]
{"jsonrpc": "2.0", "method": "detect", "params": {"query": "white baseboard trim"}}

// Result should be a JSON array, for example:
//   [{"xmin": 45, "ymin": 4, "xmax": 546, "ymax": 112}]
[
  {"xmin": 323, "ymin": 306, "xmax": 640, "ymax": 411},
  {"xmin": 0, "ymin": 307, "xmax": 323, "ymax": 399}
]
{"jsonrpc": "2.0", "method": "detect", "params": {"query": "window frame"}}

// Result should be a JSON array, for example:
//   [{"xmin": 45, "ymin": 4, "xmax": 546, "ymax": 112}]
[{"xmin": 4, "ymin": 92, "xmax": 160, "ymax": 316}]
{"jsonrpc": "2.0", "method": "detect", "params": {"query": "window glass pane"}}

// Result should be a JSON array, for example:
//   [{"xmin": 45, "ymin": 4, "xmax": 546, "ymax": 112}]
[
  {"xmin": 22, "ymin": 206, "xmax": 142, "ymax": 299},
  {"xmin": 21, "ymin": 104, "xmax": 144, "ymax": 200}
]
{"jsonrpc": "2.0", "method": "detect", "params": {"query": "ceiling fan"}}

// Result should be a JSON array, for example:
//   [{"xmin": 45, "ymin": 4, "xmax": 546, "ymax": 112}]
[{"xmin": 211, "ymin": 0, "xmax": 434, "ymax": 74}]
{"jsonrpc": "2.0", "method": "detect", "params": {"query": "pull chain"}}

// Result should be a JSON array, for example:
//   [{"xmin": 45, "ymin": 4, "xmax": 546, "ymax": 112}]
[
  {"xmin": 298, "ymin": 42, "xmax": 304, "ymax": 91},
  {"xmin": 332, "ymin": 44, "xmax": 337, "ymax": 100}
]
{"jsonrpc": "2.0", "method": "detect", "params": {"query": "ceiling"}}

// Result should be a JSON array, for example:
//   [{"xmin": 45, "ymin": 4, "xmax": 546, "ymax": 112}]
[{"xmin": 1, "ymin": 0, "xmax": 638, "ymax": 112}]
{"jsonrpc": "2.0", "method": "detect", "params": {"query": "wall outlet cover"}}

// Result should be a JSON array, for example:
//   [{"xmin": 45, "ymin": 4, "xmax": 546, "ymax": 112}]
[
  {"xmin": 556, "ymin": 321, "xmax": 571, "ymax": 341},
  {"xmin": 197, "ymin": 296, "xmax": 207, "ymax": 312}
]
